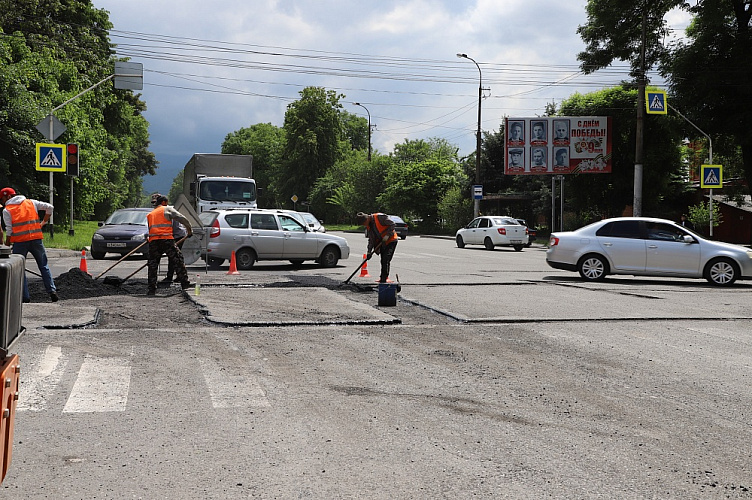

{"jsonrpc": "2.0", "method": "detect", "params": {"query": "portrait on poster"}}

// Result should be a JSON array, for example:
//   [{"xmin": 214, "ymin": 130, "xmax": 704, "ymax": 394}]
[
  {"xmin": 530, "ymin": 120, "xmax": 547, "ymax": 145},
  {"xmin": 508, "ymin": 121, "xmax": 524, "ymax": 145},
  {"xmin": 530, "ymin": 147, "xmax": 548, "ymax": 173},
  {"xmin": 507, "ymin": 148, "xmax": 525, "ymax": 172},
  {"xmin": 553, "ymin": 119, "xmax": 569, "ymax": 146},
  {"xmin": 553, "ymin": 147, "xmax": 569, "ymax": 172}
]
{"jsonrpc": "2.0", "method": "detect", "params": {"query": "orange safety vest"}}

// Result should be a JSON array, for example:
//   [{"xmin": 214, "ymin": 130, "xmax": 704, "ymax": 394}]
[
  {"xmin": 372, "ymin": 213, "xmax": 398, "ymax": 245},
  {"xmin": 147, "ymin": 206, "xmax": 174, "ymax": 241},
  {"xmin": 7, "ymin": 199, "xmax": 43, "ymax": 243}
]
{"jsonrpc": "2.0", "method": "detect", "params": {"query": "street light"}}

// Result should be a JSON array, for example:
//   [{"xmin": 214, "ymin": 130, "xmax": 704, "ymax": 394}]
[
  {"xmin": 457, "ymin": 53, "xmax": 483, "ymax": 218},
  {"xmin": 353, "ymin": 102, "xmax": 371, "ymax": 161}
]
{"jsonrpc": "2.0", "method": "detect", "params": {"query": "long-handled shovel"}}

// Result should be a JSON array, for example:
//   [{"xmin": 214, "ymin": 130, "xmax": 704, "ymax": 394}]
[
  {"xmin": 339, "ymin": 238, "xmax": 383, "ymax": 290},
  {"xmin": 102, "ymin": 236, "xmax": 189, "ymax": 286},
  {"xmin": 94, "ymin": 240, "xmax": 148, "ymax": 280}
]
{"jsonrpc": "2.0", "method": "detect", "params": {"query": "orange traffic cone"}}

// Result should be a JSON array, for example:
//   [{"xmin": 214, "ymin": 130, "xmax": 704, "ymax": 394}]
[
  {"xmin": 358, "ymin": 254, "xmax": 371, "ymax": 278},
  {"xmin": 79, "ymin": 249, "xmax": 89, "ymax": 275},
  {"xmin": 227, "ymin": 251, "xmax": 240, "ymax": 275}
]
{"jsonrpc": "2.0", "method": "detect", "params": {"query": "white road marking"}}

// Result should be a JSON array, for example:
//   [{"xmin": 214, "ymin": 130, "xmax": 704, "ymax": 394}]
[
  {"xmin": 18, "ymin": 345, "xmax": 68, "ymax": 412},
  {"xmin": 199, "ymin": 358, "xmax": 270, "ymax": 409},
  {"xmin": 63, "ymin": 356, "xmax": 131, "ymax": 413}
]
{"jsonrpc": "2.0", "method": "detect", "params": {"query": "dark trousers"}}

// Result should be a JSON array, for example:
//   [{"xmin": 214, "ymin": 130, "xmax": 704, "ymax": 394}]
[
  {"xmin": 379, "ymin": 241, "xmax": 398, "ymax": 283},
  {"xmin": 165, "ymin": 238, "xmax": 185, "ymax": 280},
  {"xmin": 147, "ymin": 239, "xmax": 188, "ymax": 289}
]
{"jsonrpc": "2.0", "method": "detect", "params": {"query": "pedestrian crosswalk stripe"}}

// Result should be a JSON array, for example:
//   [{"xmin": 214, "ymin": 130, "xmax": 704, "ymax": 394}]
[
  {"xmin": 63, "ymin": 356, "xmax": 131, "ymax": 413},
  {"xmin": 199, "ymin": 358, "xmax": 270, "ymax": 408},
  {"xmin": 17, "ymin": 345, "xmax": 68, "ymax": 412}
]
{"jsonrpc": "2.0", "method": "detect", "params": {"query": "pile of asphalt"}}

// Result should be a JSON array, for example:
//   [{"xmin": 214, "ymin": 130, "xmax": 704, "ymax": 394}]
[{"xmin": 28, "ymin": 268, "xmax": 145, "ymax": 302}]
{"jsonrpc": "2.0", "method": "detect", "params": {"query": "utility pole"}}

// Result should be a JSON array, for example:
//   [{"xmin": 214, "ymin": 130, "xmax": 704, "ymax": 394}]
[{"xmin": 633, "ymin": 10, "xmax": 647, "ymax": 217}]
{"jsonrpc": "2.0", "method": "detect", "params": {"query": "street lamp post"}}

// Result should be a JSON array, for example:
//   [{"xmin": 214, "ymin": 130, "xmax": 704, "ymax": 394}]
[
  {"xmin": 457, "ymin": 53, "xmax": 482, "ymax": 218},
  {"xmin": 353, "ymin": 102, "xmax": 371, "ymax": 161}
]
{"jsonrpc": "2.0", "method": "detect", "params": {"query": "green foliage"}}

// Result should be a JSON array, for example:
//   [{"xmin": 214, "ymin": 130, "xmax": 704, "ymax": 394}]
[
  {"xmin": 577, "ymin": 0, "xmax": 682, "ymax": 77},
  {"xmin": 438, "ymin": 185, "xmax": 472, "ymax": 233},
  {"xmin": 280, "ymin": 87, "xmax": 344, "ymax": 204},
  {"xmin": 222, "ymin": 122, "xmax": 285, "ymax": 207},
  {"xmin": 688, "ymin": 201, "xmax": 723, "ymax": 231},
  {"xmin": 665, "ymin": 1, "xmax": 752, "ymax": 186},
  {"xmin": 558, "ymin": 86, "xmax": 684, "ymax": 217},
  {"xmin": 0, "ymin": 2, "xmax": 156, "ymax": 223}
]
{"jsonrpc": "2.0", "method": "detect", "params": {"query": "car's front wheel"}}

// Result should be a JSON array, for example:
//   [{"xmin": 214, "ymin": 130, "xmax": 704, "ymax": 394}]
[
  {"xmin": 456, "ymin": 235, "xmax": 465, "ymax": 248},
  {"xmin": 235, "ymin": 248, "xmax": 256, "ymax": 270},
  {"xmin": 484, "ymin": 237, "xmax": 494, "ymax": 250},
  {"xmin": 704, "ymin": 258, "xmax": 738, "ymax": 286},
  {"xmin": 318, "ymin": 246, "xmax": 339, "ymax": 268},
  {"xmin": 577, "ymin": 254, "xmax": 608, "ymax": 281},
  {"xmin": 91, "ymin": 250, "xmax": 105, "ymax": 260}
]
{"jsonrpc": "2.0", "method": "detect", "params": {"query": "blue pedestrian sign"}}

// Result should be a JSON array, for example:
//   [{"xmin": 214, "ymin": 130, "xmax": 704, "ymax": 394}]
[
  {"xmin": 700, "ymin": 164, "xmax": 722, "ymax": 189},
  {"xmin": 36, "ymin": 143, "xmax": 66, "ymax": 172},
  {"xmin": 646, "ymin": 90, "xmax": 667, "ymax": 115}
]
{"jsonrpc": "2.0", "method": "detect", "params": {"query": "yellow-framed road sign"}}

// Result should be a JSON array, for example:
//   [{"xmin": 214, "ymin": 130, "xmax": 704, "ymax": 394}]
[
  {"xmin": 36, "ymin": 143, "xmax": 66, "ymax": 172},
  {"xmin": 700, "ymin": 164, "xmax": 723, "ymax": 189},
  {"xmin": 646, "ymin": 90, "xmax": 668, "ymax": 115}
]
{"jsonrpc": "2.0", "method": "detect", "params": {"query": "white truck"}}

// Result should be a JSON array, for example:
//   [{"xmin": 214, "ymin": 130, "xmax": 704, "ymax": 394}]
[{"xmin": 183, "ymin": 153, "xmax": 257, "ymax": 213}]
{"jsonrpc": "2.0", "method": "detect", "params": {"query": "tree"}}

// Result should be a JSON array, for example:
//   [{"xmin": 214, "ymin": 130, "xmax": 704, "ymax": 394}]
[
  {"xmin": 222, "ymin": 123, "xmax": 285, "ymax": 207},
  {"xmin": 280, "ymin": 87, "xmax": 344, "ymax": 205},
  {"xmin": 665, "ymin": 1, "xmax": 752, "ymax": 186},
  {"xmin": 0, "ymin": 2, "xmax": 156, "ymax": 222},
  {"xmin": 558, "ymin": 86, "xmax": 684, "ymax": 219},
  {"xmin": 577, "ymin": 0, "xmax": 681, "ymax": 78}
]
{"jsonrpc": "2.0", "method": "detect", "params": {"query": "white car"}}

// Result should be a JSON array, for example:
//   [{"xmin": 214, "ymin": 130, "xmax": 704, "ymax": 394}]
[
  {"xmin": 198, "ymin": 209, "xmax": 349, "ymax": 269},
  {"xmin": 300, "ymin": 212, "xmax": 326, "ymax": 232},
  {"xmin": 546, "ymin": 217, "xmax": 752, "ymax": 286},
  {"xmin": 455, "ymin": 216, "xmax": 528, "ymax": 251}
]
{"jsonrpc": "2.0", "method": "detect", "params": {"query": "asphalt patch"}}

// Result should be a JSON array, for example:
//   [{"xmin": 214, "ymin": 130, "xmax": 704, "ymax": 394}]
[{"xmin": 28, "ymin": 267, "xmax": 146, "ymax": 302}]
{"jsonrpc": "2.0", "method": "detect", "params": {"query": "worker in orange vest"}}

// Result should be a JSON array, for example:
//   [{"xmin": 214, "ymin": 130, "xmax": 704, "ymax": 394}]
[
  {"xmin": 146, "ymin": 193, "xmax": 193, "ymax": 296},
  {"xmin": 0, "ymin": 187, "xmax": 58, "ymax": 302},
  {"xmin": 356, "ymin": 212, "xmax": 398, "ymax": 283}
]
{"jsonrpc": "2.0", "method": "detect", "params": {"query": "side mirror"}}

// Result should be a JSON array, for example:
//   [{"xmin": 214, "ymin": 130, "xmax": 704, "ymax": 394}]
[{"xmin": 682, "ymin": 235, "xmax": 694, "ymax": 243}]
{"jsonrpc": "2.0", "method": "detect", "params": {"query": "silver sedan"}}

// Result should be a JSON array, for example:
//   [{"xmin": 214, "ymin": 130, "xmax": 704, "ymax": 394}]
[{"xmin": 546, "ymin": 217, "xmax": 752, "ymax": 286}]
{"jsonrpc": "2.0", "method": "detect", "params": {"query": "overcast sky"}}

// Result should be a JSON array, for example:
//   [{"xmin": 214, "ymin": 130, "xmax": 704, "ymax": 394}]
[{"xmin": 92, "ymin": 0, "xmax": 690, "ymax": 194}]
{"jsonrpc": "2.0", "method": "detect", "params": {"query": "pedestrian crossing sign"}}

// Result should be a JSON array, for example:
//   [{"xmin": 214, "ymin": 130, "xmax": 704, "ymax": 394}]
[
  {"xmin": 36, "ymin": 143, "xmax": 66, "ymax": 172},
  {"xmin": 700, "ymin": 164, "xmax": 722, "ymax": 188},
  {"xmin": 646, "ymin": 90, "xmax": 667, "ymax": 115}
]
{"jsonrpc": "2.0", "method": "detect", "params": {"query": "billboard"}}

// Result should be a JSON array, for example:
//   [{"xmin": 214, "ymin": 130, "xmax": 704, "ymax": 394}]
[{"xmin": 504, "ymin": 117, "xmax": 612, "ymax": 175}]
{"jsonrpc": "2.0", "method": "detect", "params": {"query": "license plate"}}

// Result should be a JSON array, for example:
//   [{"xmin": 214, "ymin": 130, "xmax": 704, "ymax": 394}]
[
  {"xmin": 510, "ymin": 240, "xmax": 523, "ymax": 244},
  {"xmin": 107, "ymin": 242, "xmax": 127, "ymax": 248}
]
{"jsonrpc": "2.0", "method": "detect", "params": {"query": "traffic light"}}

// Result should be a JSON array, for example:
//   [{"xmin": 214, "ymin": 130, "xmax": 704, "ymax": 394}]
[{"xmin": 66, "ymin": 143, "xmax": 79, "ymax": 176}]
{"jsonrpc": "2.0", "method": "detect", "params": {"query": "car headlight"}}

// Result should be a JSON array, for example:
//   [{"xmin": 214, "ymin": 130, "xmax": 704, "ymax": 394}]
[
  {"xmin": 131, "ymin": 233, "xmax": 146, "ymax": 241},
  {"xmin": 92, "ymin": 233, "xmax": 104, "ymax": 240}
]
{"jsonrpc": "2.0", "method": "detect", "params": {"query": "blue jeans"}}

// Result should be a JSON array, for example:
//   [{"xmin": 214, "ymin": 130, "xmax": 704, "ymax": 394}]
[{"xmin": 12, "ymin": 239, "xmax": 56, "ymax": 301}]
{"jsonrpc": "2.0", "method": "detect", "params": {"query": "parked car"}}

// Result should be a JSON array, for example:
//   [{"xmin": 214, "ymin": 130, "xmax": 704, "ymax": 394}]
[
  {"xmin": 90, "ymin": 208, "xmax": 151, "ymax": 259},
  {"xmin": 300, "ymin": 212, "xmax": 326, "ymax": 232},
  {"xmin": 389, "ymin": 215, "xmax": 408, "ymax": 239},
  {"xmin": 546, "ymin": 217, "xmax": 752, "ymax": 286},
  {"xmin": 516, "ymin": 219, "xmax": 536, "ymax": 247},
  {"xmin": 198, "ymin": 209, "xmax": 349, "ymax": 269},
  {"xmin": 455, "ymin": 216, "xmax": 528, "ymax": 251}
]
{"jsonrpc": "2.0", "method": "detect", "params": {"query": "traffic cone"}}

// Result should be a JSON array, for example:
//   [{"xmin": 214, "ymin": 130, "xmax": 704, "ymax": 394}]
[
  {"xmin": 358, "ymin": 254, "xmax": 371, "ymax": 278},
  {"xmin": 227, "ymin": 251, "xmax": 240, "ymax": 275},
  {"xmin": 79, "ymin": 249, "xmax": 89, "ymax": 275}
]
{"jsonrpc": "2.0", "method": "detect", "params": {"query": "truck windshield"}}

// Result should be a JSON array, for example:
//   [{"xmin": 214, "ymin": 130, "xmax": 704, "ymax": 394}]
[{"xmin": 199, "ymin": 180, "xmax": 256, "ymax": 202}]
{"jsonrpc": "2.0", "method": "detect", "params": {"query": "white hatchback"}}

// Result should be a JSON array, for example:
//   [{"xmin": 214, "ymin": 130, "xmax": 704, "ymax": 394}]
[
  {"xmin": 198, "ymin": 209, "xmax": 349, "ymax": 269},
  {"xmin": 546, "ymin": 217, "xmax": 752, "ymax": 286},
  {"xmin": 455, "ymin": 216, "xmax": 528, "ymax": 251}
]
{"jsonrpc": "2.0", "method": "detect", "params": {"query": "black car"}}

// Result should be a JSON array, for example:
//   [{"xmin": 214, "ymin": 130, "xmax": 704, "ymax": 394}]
[
  {"xmin": 389, "ymin": 215, "xmax": 408, "ymax": 239},
  {"xmin": 516, "ymin": 219, "xmax": 536, "ymax": 247},
  {"xmin": 90, "ymin": 208, "xmax": 151, "ymax": 259}
]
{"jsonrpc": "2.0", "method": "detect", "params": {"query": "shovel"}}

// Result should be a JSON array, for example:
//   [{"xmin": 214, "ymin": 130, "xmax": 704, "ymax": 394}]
[
  {"xmin": 103, "ymin": 236, "xmax": 189, "ymax": 286},
  {"xmin": 339, "ymin": 238, "xmax": 383, "ymax": 290},
  {"xmin": 94, "ymin": 240, "xmax": 148, "ymax": 280}
]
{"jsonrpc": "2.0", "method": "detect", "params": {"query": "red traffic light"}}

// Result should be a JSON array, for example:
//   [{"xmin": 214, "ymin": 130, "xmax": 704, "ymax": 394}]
[{"xmin": 67, "ymin": 143, "xmax": 78, "ymax": 155}]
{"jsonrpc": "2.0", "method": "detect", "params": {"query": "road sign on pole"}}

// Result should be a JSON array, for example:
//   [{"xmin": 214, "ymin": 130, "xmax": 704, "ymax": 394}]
[
  {"xmin": 646, "ymin": 90, "xmax": 667, "ymax": 115},
  {"xmin": 700, "ymin": 164, "xmax": 722, "ymax": 189},
  {"xmin": 114, "ymin": 61, "xmax": 143, "ymax": 90},
  {"xmin": 36, "ymin": 144, "xmax": 66, "ymax": 172},
  {"xmin": 472, "ymin": 185, "xmax": 483, "ymax": 200}
]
